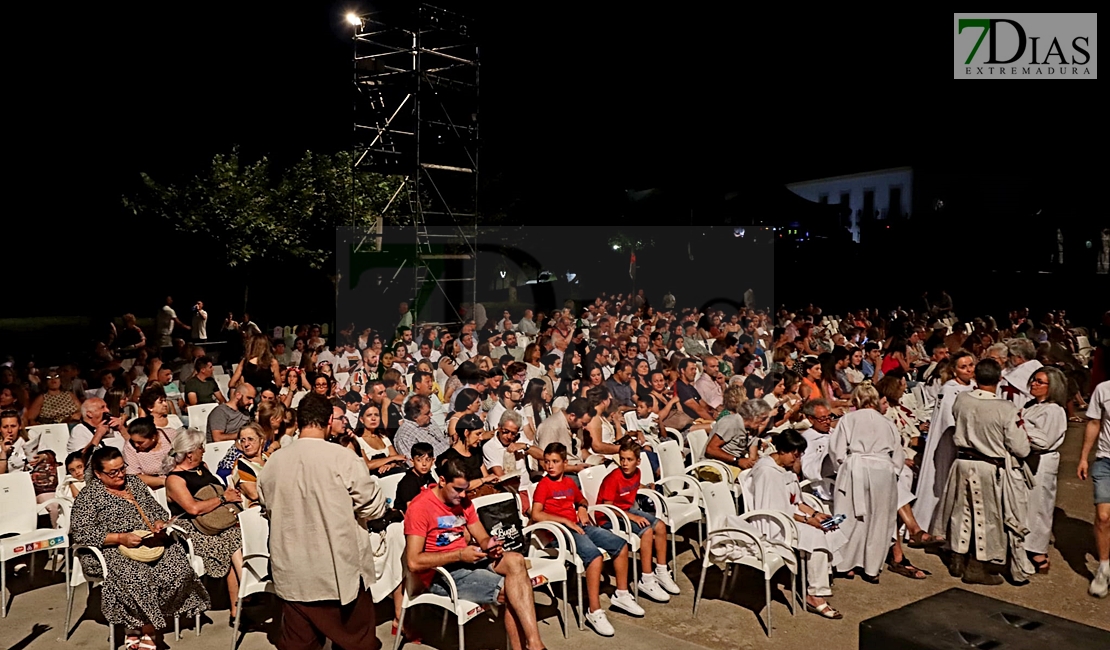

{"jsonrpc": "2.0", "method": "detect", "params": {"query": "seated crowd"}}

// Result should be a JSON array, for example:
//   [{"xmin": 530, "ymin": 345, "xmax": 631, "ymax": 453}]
[{"xmin": 1, "ymin": 295, "xmax": 1106, "ymax": 648}]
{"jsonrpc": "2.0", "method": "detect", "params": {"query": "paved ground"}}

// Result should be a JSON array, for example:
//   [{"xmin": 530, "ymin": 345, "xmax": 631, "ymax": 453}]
[{"xmin": 3, "ymin": 423, "xmax": 1107, "ymax": 650}]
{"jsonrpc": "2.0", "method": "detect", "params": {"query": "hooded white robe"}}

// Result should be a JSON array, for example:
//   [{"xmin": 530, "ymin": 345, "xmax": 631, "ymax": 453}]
[{"xmin": 913, "ymin": 379, "xmax": 975, "ymax": 533}]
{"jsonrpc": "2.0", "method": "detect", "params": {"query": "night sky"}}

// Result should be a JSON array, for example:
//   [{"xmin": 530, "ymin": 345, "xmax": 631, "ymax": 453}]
[{"xmin": 10, "ymin": 4, "xmax": 1103, "ymax": 315}]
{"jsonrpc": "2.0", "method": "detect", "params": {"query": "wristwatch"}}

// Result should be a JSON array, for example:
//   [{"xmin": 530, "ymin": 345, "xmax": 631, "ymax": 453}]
[
  {"xmin": 218, "ymin": 493, "xmax": 227, "ymax": 505},
  {"xmin": 732, "ymin": 455, "xmax": 739, "ymax": 465}
]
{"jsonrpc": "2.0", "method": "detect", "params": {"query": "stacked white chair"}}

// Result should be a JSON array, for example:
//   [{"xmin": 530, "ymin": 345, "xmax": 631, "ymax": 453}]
[
  {"xmin": 26, "ymin": 423, "xmax": 70, "ymax": 458},
  {"xmin": 187, "ymin": 404, "xmax": 218, "ymax": 433}
]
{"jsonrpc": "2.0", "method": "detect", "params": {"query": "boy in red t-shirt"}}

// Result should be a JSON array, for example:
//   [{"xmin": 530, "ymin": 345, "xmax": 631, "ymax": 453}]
[
  {"xmin": 597, "ymin": 439, "xmax": 681, "ymax": 601},
  {"xmin": 530, "ymin": 442, "xmax": 643, "ymax": 637},
  {"xmin": 404, "ymin": 457, "xmax": 547, "ymax": 650}
]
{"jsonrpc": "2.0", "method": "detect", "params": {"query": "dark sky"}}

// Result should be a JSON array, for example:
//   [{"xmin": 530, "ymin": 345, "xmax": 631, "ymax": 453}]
[{"xmin": 12, "ymin": 4, "xmax": 1102, "ymax": 279}]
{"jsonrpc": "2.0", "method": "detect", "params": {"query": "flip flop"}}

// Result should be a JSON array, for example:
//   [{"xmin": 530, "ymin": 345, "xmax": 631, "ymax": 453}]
[
  {"xmin": 137, "ymin": 635, "xmax": 158, "ymax": 650},
  {"xmin": 806, "ymin": 601, "xmax": 843, "ymax": 619}
]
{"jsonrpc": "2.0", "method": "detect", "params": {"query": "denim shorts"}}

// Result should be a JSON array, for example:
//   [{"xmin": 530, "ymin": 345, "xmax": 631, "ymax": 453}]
[
  {"xmin": 571, "ymin": 525, "xmax": 627, "ymax": 567},
  {"xmin": 600, "ymin": 508, "xmax": 658, "ymax": 537},
  {"xmin": 1093, "ymin": 457, "xmax": 1110, "ymax": 505},
  {"xmin": 428, "ymin": 560, "xmax": 504, "ymax": 605}
]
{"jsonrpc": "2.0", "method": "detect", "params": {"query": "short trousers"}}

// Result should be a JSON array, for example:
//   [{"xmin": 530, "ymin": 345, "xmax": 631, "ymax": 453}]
[
  {"xmin": 1093, "ymin": 457, "xmax": 1110, "ymax": 505},
  {"xmin": 600, "ymin": 508, "xmax": 658, "ymax": 537},
  {"xmin": 571, "ymin": 525, "xmax": 627, "ymax": 567},
  {"xmin": 428, "ymin": 560, "xmax": 504, "ymax": 605}
]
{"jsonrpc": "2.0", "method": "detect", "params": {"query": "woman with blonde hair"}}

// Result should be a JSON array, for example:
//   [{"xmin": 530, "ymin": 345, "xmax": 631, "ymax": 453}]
[
  {"xmin": 230, "ymin": 422, "xmax": 268, "ymax": 508},
  {"xmin": 230, "ymin": 335, "xmax": 280, "ymax": 392},
  {"xmin": 828, "ymin": 382, "xmax": 903, "ymax": 581}
]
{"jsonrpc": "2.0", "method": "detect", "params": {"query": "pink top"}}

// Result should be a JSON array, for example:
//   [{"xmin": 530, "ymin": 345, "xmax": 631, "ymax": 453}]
[{"xmin": 124, "ymin": 427, "xmax": 177, "ymax": 476}]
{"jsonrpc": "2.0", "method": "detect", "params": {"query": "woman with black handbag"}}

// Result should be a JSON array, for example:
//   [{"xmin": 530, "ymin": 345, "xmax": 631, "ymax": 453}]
[{"xmin": 163, "ymin": 429, "xmax": 245, "ymax": 628}]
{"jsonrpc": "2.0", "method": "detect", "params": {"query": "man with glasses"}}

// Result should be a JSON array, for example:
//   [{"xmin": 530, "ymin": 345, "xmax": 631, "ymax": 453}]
[
  {"xmin": 403, "ymin": 457, "xmax": 547, "ymax": 650},
  {"xmin": 800, "ymin": 399, "xmax": 838, "ymax": 502},
  {"xmin": 482, "ymin": 411, "xmax": 540, "ymax": 510},
  {"xmin": 394, "ymin": 395, "xmax": 449, "ymax": 459},
  {"xmin": 411, "ymin": 371, "xmax": 446, "ymax": 429}
]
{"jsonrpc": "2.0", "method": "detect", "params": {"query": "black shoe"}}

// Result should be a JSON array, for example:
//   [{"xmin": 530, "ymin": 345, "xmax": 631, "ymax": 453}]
[
  {"xmin": 228, "ymin": 616, "xmax": 236, "ymax": 628},
  {"xmin": 962, "ymin": 558, "xmax": 1003, "ymax": 586},
  {"xmin": 948, "ymin": 553, "xmax": 966, "ymax": 578}
]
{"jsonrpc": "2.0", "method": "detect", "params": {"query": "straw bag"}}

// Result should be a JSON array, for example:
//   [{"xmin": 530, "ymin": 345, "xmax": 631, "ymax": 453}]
[
  {"xmin": 193, "ymin": 484, "xmax": 242, "ymax": 535},
  {"xmin": 119, "ymin": 492, "xmax": 168, "ymax": 563}
]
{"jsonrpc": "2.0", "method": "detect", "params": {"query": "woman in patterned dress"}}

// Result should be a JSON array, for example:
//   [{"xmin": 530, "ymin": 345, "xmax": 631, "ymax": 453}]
[
  {"xmin": 162, "ymin": 429, "xmax": 245, "ymax": 627},
  {"xmin": 70, "ymin": 446, "xmax": 209, "ymax": 649},
  {"xmin": 23, "ymin": 368, "xmax": 81, "ymax": 425}
]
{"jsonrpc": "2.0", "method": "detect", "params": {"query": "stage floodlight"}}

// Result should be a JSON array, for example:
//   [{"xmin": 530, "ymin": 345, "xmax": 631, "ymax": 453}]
[{"xmin": 346, "ymin": 13, "xmax": 362, "ymax": 26}]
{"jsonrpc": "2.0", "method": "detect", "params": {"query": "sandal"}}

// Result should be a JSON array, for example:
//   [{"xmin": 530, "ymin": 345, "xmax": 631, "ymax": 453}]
[
  {"xmin": 1069, "ymin": 415, "xmax": 1085, "ymax": 423},
  {"xmin": 1028, "ymin": 553, "xmax": 1050, "ymax": 574},
  {"xmin": 137, "ymin": 635, "xmax": 158, "ymax": 650},
  {"xmin": 888, "ymin": 559, "xmax": 928, "ymax": 580},
  {"xmin": 806, "ymin": 601, "xmax": 843, "ymax": 619},
  {"xmin": 907, "ymin": 530, "xmax": 944, "ymax": 548},
  {"xmin": 124, "ymin": 635, "xmax": 142, "ymax": 650}
]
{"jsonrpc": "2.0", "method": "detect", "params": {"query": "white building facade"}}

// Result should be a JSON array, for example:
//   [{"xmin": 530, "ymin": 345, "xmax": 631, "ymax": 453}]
[{"xmin": 786, "ymin": 167, "xmax": 914, "ymax": 243}]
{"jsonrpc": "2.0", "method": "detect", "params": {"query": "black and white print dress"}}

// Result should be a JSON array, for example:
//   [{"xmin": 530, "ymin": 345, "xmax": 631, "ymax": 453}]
[{"xmin": 70, "ymin": 475, "xmax": 209, "ymax": 630}]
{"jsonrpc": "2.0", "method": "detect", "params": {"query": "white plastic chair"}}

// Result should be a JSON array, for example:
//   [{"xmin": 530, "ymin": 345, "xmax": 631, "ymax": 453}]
[
  {"xmin": 375, "ymin": 473, "xmax": 405, "ymax": 510},
  {"xmin": 148, "ymin": 487, "xmax": 205, "ymax": 639},
  {"xmin": 231, "ymin": 508, "xmax": 277, "ymax": 650},
  {"xmin": 215, "ymin": 375, "xmax": 231, "ymax": 399},
  {"xmin": 1, "ymin": 472, "xmax": 71, "ymax": 616},
  {"xmin": 472, "ymin": 492, "xmax": 570, "ymax": 638},
  {"xmin": 65, "ymin": 542, "xmax": 113, "ymax": 649},
  {"xmin": 203, "ymin": 441, "xmax": 237, "ymax": 482},
  {"xmin": 693, "ymin": 481, "xmax": 797, "ymax": 637},
  {"xmin": 212, "ymin": 366, "xmax": 227, "ymax": 376},
  {"xmin": 578, "ymin": 465, "xmax": 642, "ymax": 598},
  {"xmin": 166, "ymin": 414, "xmax": 184, "ymax": 430},
  {"xmin": 652, "ymin": 440, "xmax": 706, "ymax": 574},
  {"xmin": 187, "ymin": 404, "xmax": 218, "ymax": 432},
  {"xmin": 393, "ymin": 567, "xmax": 492, "ymax": 650},
  {"xmin": 334, "ymin": 372, "xmax": 351, "ymax": 391},
  {"xmin": 26, "ymin": 423, "xmax": 70, "ymax": 458},
  {"xmin": 686, "ymin": 429, "xmax": 709, "ymax": 462}
]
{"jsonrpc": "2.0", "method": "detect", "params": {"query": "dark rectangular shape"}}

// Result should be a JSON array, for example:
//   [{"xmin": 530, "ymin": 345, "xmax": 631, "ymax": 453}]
[{"xmin": 858, "ymin": 588, "xmax": 1109, "ymax": 650}]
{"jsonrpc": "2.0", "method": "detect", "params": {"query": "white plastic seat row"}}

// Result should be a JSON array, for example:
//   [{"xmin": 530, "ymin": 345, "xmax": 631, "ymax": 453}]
[{"xmin": 1, "ymin": 472, "xmax": 71, "ymax": 617}]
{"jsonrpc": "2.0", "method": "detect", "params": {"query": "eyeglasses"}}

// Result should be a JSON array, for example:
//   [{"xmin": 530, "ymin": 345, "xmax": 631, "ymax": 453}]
[
  {"xmin": 1030, "ymin": 379, "xmax": 1049, "ymax": 385},
  {"xmin": 98, "ymin": 466, "xmax": 127, "ymax": 478},
  {"xmin": 499, "ymin": 428, "xmax": 520, "ymax": 439},
  {"xmin": 45, "ymin": 374, "xmax": 61, "ymax": 380}
]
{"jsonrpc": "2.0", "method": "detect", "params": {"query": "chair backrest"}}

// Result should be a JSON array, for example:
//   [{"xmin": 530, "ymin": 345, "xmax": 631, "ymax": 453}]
[
  {"xmin": 579, "ymin": 464, "xmax": 617, "ymax": 506},
  {"xmin": 149, "ymin": 487, "xmax": 169, "ymax": 512},
  {"xmin": 0, "ymin": 472, "xmax": 38, "ymax": 535},
  {"xmin": 203, "ymin": 441, "xmax": 236, "ymax": 476},
  {"xmin": 238, "ymin": 507, "xmax": 271, "ymax": 558},
  {"xmin": 737, "ymin": 468, "xmax": 754, "ymax": 510},
  {"xmin": 26, "ymin": 423, "xmax": 70, "ymax": 458},
  {"xmin": 687, "ymin": 429, "xmax": 709, "ymax": 462},
  {"xmin": 700, "ymin": 480, "xmax": 738, "ymax": 531},
  {"xmin": 215, "ymin": 375, "xmax": 231, "ymax": 398},
  {"xmin": 657, "ymin": 440, "xmax": 685, "ymax": 479},
  {"xmin": 639, "ymin": 452, "xmax": 655, "ymax": 482},
  {"xmin": 166, "ymin": 414, "xmax": 184, "ymax": 430},
  {"xmin": 1077, "ymin": 335, "xmax": 1092, "ymax": 351},
  {"xmin": 334, "ymin": 372, "xmax": 351, "ymax": 391},
  {"xmin": 623, "ymin": 411, "xmax": 640, "ymax": 434},
  {"xmin": 375, "ymin": 472, "xmax": 405, "ymax": 509},
  {"xmin": 212, "ymin": 366, "xmax": 227, "ymax": 376},
  {"xmin": 472, "ymin": 491, "xmax": 515, "ymax": 511},
  {"xmin": 187, "ymin": 404, "xmax": 218, "ymax": 431}
]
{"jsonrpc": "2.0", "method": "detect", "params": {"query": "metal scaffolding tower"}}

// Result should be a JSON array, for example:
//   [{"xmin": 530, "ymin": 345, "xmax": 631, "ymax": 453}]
[{"xmin": 350, "ymin": 4, "xmax": 478, "ymax": 324}]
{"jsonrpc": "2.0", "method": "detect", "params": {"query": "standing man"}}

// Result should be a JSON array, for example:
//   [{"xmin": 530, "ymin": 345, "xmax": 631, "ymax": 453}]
[
  {"xmin": 931, "ymin": 359, "xmax": 1032, "ymax": 585},
  {"xmin": 192, "ymin": 300, "xmax": 208, "ymax": 342},
  {"xmin": 258, "ymin": 393, "xmax": 386, "ymax": 650},
  {"xmin": 1079, "ymin": 379, "xmax": 1110, "ymax": 597},
  {"xmin": 998, "ymin": 339, "xmax": 1043, "ymax": 407},
  {"xmin": 397, "ymin": 302, "xmax": 414, "ymax": 335},
  {"xmin": 156, "ymin": 296, "xmax": 191, "ymax": 349}
]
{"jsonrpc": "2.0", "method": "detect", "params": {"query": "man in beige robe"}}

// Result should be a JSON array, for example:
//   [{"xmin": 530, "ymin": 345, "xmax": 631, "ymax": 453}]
[
  {"xmin": 259, "ymin": 392, "xmax": 386, "ymax": 650},
  {"xmin": 931, "ymin": 358, "xmax": 1034, "ymax": 585}
]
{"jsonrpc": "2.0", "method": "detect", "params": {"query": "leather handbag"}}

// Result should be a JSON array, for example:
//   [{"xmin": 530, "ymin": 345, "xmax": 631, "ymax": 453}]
[{"xmin": 192, "ymin": 484, "xmax": 242, "ymax": 535}]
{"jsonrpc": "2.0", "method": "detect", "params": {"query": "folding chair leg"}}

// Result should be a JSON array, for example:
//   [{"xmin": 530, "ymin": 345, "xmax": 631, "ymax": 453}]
[
  {"xmin": 1, "ymin": 558, "xmax": 6, "ymax": 617},
  {"xmin": 109, "ymin": 624, "xmax": 115, "ymax": 650},
  {"xmin": 196, "ymin": 612, "xmax": 202, "ymax": 636},
  {"xmin": 561, "ymin": 581, "xmax": 569, "ymax": 639},
  {"xmin": 631, "ymin": 547, "xmax": 639, "ymax": 598},
  {"xmin": 718, "ymin": 566, "xmax": 729, "ymax": 599},
  {"xmin": 458, "ymin": 623, "xmax": 465, "ymax": 650},
  {"xmin": 670, "ymin": 532, "xmax": 677, "ymax": 578},
  {"xmin": 577, "ymin": 575, "xmax": 584, "ymax": 630},
  {"xmin": 175, "ymin": 616, "xmax": 181, "ymax": 640},
  {"xmin": 440, "ymin": 611, "xmax": 449, "ymax": 638}
]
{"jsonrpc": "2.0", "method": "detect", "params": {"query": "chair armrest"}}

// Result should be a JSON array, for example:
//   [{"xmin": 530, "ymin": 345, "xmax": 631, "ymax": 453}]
[
  {"xmin": 656, "ymin": 475, "xmax": 703, "ymax": 502},
  {"xmin": 71, "ymin": 543, "xmax": 109, "ymax": 577},
  {"xmin": 738, "ymin": 509, "xmax": 799, "ymax": 550},
  {"xmin": 432, "ymin": 566, "xmax": 460, "ymax": 603},
  {"xmin": 636, "ymin": 489, "xmax": 669, "ymax": 519},
  {"xmin": 704, "ymin": 527, "xmax": 767, "ymax": 564},
  {"xmin": 587, "ymin": 505, "xmax": 633, "ymax": 534},
  {"xmin": 523, "ymin": 522, "xmax": 575, "ymax": 561},
  {"xmin": 687, "ymin": 460, "xmax": 735, "ymax": 483},
  {"xmin": 37, "ymin": 497, "xmax": 72, "ymax": 524},
  {"xmin": 798, "ymin": 479, "xmax": 813, "ymax": 490},
  {"xmin": 799, "ymin": 493, "xmax": 828, "ymax": 515}
]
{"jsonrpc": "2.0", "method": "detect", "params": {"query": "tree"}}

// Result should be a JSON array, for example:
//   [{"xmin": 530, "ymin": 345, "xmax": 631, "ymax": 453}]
[{"xmin": 123, "ymin": 147, "xmax": 404, "ymax": 310}]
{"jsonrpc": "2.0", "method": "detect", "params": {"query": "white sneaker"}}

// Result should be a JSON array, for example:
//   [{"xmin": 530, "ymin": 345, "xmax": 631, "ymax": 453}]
[
  {"xmin": 1090, "ymin": 565, "xmax": 1110, "ymax": 598},
  {"xmin": 654, "ymin": 566, "xmax": 681, "ymax": 595},
  {"xmin": 586, "ymin": 609, "xmax": 615, "ymax": 636},
  {"xmin": 609, "ymin": 590, "xmax": 646, "ymax": 617},
  {"xmin": 638, "ymin": 574, "xmax": 671, "ymax": 602}
]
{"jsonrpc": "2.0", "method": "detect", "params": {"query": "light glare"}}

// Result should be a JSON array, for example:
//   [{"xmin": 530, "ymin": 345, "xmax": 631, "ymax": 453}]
[{"xmin": 345, "ymin": 13, "xmax": 361, "ymax": 26}]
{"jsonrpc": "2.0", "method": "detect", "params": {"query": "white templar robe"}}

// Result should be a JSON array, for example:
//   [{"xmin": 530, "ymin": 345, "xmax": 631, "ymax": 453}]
[
  {"xmin": 744, "ymin": 456, "xmax": 847, "ymax": 596},
  {"xmin": 913, "ymin": 379, "xmax": 975, "ymax": 533},
  {"xmin": 1019, "ymin": 400, "xmax": 1067, "ymax": 555},
  {"xmin": 828, "ymin": 408, "xmax": 902, "ymax": 577},
  {"xmin": 931, "ymin": 390, "xmax": 1034, "ymax": 581},
  {"xmin": 998, "ymin": 360, "xmax": 1044, "ymax": 408},
  {"xmin": 800, "ymin": 428, "xmax": 836, "ymax": 502}
]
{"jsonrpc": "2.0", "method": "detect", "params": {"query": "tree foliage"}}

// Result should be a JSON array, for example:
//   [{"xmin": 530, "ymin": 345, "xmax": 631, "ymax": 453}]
[{"xmin": 122, "ymin": 147, "xmax": 405, "ymax": 271}]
